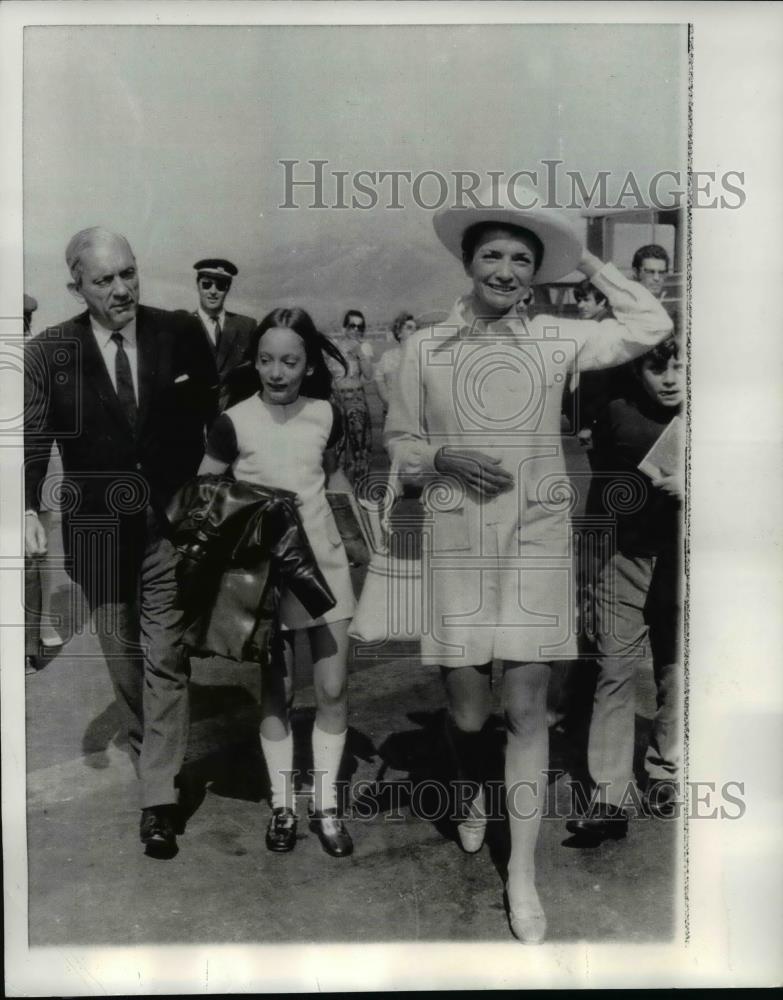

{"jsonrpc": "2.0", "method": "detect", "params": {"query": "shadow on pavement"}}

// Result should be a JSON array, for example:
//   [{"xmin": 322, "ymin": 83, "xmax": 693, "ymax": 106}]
[{"xmin": 81, "ymin": 701, "xmax": 125, "ymax": 768}]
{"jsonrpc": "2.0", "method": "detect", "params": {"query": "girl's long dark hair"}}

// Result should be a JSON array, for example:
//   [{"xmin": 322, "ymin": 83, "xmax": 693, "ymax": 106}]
[{"xmin": 221, "ymin": 306, "xmax": 348, "ymax": 408}]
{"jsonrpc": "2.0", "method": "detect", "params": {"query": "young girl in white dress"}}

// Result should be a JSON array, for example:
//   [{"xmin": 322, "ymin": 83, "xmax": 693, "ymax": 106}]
[{"xmin": 197, "ymin": 307, "xmax": 356, "ymax": 857}]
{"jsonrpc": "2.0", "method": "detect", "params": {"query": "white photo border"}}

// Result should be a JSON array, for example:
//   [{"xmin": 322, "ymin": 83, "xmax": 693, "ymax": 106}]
[{"xmin": 2, "ymin": 1, "xmax": 781, "ymax": 993}]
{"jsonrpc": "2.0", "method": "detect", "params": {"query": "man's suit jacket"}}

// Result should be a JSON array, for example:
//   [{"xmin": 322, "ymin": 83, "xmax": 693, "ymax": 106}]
[
  {"xmin": 191, "ymin": 310, "xmax": 256, "ymax": 379},
  {"xmin": 25, "ymin": 306, "xmax": 218, "ymax": 600}
]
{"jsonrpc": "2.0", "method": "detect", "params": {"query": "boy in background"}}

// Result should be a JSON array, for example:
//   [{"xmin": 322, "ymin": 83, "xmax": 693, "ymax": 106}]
[{"xmin": 567, "ymin": 335, "xmax": 684, "ymax": 842}]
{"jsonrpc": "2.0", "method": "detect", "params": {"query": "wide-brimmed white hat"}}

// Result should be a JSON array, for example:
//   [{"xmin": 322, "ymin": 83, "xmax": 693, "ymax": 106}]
[{"xmin": 433, "ymin": 179, "xmax": 583, "ymax": 284}]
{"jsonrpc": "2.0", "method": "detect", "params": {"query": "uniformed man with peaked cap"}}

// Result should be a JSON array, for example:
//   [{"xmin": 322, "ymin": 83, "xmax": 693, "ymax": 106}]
[{"xmin": 192, "ymin": 257, "xmax": 256, "ymax": 381}]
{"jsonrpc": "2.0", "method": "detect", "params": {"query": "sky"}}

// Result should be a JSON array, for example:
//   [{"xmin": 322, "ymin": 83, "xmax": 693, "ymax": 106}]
[{"xmin": 23, "ymin": 23, "xmax": 687, "ymax": 333}]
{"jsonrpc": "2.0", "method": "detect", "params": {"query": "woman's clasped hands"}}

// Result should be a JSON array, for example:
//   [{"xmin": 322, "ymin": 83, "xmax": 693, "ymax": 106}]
[{"xmin": 434, "ymin": 446, "xmax": 515, "ymax": 498}]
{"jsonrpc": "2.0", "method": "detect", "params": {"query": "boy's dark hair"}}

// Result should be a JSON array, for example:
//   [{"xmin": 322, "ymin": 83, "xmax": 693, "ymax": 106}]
[
  {"xmin": 390, "ymin": 311, "xmax": 416, "ymax": 341},
  {"xmin": 248, "ymin": 307, "xmax": 348, "ymax": 400},
  {"xmin": 633, "ymin": 334, "xmax": 681, "ymax": 373},
  {"xmin": 632, "ymin": 243, "xmax": 670, "ymax": 272},
  {"xmin": 460, "ymin": 221, "xmax": 544, "ymax": 273},
  {"xmin": 573, "ymin": 278, "xmax": 607, "ymax": 305}
]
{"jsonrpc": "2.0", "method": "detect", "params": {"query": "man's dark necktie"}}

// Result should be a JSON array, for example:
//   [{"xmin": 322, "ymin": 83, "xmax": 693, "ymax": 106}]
[
  {"xmin": 111, "ymin": 332, "xmax": 137, "ymax": 430},
  {"xmin": 213, "ymin": 317, "xmax": 222, "ymax": 351}
]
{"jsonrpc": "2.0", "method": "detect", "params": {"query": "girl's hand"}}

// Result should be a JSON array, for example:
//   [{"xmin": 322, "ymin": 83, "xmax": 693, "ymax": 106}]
[
  {"xmin": 325, "ymin": 469, "xmax": 352, "ymax": 493},
  {"xmin": 434, "ymin": 447, "xmax": 515, "ymax": 498},
  {"xmin": 651, "ymin": 473, "xmax": 684, "ymax": 500}
]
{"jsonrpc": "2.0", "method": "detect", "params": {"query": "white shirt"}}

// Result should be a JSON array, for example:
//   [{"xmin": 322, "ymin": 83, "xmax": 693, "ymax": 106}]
[
  {"xmin": 90, "ymin": 315, "xmax": 139, "ymax": 401},
  {"xmin": 373, "ymin": 344, "xmax": 403, "ymax": 394},
  {"xmin": 197, "ymin": 307, "xmax": 226, "ymax": 347}
]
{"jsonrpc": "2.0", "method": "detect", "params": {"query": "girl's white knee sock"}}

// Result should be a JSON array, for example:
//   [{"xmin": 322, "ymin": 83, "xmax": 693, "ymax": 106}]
[
  {"xmin": 260, "ymin": 730, "xmax": 294, "ymax": 810},
  {"xmin": 312, "ymin": 723, "xmax": 347, "ymax": 812}
]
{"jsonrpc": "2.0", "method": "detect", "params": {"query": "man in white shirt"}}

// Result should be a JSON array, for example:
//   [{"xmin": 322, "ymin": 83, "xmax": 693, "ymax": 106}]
[{"xmin": 24, "ymin": 227, "xmax": 217, "ymax": 859}]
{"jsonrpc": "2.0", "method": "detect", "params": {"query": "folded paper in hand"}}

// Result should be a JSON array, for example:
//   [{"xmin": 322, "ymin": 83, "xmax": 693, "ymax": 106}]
[{"xmin": 638, "ymin": 416, "xmax": 683, "ymax": 479}]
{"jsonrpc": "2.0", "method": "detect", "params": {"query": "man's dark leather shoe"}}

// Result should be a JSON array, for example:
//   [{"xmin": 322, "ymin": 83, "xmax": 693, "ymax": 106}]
[
  {"xmin": 140, "ymin": 805, "xmax": 179, "ymax": 859},
  {"xmin": 566, "ymin": 803, "xmax": 629, "ymax": 842},
  {"xmin": 309, "ymin": 808, "xmax": 353, "ymax": 857}
]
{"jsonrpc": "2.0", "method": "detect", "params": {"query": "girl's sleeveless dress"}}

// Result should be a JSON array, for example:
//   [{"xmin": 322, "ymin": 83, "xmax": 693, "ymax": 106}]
[{"xmin": 205, "ymin": 394, "xmax": 356, "ymax": 630}]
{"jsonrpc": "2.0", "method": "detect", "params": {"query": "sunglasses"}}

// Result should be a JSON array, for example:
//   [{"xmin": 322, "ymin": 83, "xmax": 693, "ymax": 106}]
[
  {"xmin": 198, "ymin": 276, "xmax": 230, "ymax": 292},
  {"xmin": 346, "ymin": 321, "xmax": 365, "ymax": 331}
]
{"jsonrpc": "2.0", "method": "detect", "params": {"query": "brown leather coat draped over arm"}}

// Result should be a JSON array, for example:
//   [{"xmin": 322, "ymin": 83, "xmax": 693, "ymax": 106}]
[{"xmin": 166, "ymin": 475, "xmax": 336, "ymax": 662}]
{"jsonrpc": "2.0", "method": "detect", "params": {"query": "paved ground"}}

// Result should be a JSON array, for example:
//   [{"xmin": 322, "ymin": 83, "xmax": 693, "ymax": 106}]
[
  {"xmin": 26, "ymin": 643, "xmax": 677, "ymax": 946},
  {"xmin": 23, "ymin": 395, "xmax": 679, "ymax": 947}
]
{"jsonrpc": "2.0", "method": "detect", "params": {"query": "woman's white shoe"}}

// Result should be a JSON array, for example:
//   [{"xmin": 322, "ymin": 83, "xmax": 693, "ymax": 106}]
[
  {"xmin": 456, "ymin": 790, "xmax": 487, "ymax": 853},
  {"xmin": 39, "ymin": 632, "xmax": 63, "ymax": 649},
  {"xmin": 506, "ymin": 882, "xmax": 547, "ymax": 945}
]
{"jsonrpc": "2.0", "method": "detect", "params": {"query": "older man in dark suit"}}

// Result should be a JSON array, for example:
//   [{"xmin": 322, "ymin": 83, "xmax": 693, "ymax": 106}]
[
  {"xmin": 24, "ymin": 227, "xmax": 217, "ymax": 859},
  {"xmin": 191, "ymin": 258, "xmax": 256, "ymax": 380}
]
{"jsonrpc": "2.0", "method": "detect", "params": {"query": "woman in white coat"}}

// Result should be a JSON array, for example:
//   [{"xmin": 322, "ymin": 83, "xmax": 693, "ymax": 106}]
[{"xmin": 384, "ymin": 183, "xmax": 673, "ymax": 944}]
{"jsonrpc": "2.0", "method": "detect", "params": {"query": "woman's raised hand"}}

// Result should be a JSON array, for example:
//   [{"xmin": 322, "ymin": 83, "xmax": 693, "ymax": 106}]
[
  {"xmin": 576, "ymin": 247, "xmax": 604, "ymax": 279},
  {"xmin": 434, "ymin": 447, "xmax": 515, "ymax": 498}
]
